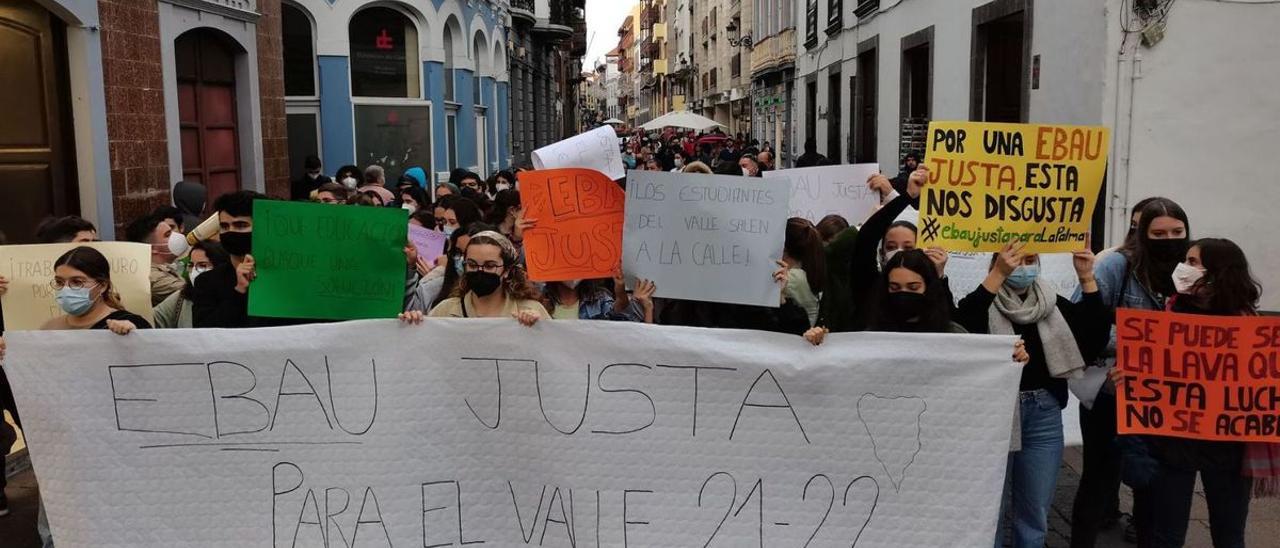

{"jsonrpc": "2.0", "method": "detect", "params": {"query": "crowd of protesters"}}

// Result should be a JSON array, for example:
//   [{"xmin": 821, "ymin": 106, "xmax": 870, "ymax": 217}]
[{"xmin": 0, "ymin": 134, "xmax": 1271, "ymax": 548}]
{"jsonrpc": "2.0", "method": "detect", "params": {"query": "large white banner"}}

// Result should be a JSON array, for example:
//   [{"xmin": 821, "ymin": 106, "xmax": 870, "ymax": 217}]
[
  {"xmin": 764, "ymin": 164, "xmax": 882, "ymax": 226},
  {"xmin": 623, "ymin": 171, "xmax": 788, "ymax": 307},
  {"xmin": 6, "ymin": 321, "xmax": 1021, "ymax": 547}
]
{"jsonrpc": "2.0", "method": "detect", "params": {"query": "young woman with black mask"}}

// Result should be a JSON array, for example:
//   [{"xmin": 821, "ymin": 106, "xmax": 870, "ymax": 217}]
[
  {"xmin": 806, "ymin": 249, "xmax": 1031, "ymax": 366},
  {"xmin": 1071, "ymin": 197, "xmax": 1190, "ymax": 547},
  {"xmin": 1117, "ymin": 237, "xmax": 1267, "ymax": 548},
  {"xmin": 400, "ymin": 231, "xmax": 547, "ymax": 325}
]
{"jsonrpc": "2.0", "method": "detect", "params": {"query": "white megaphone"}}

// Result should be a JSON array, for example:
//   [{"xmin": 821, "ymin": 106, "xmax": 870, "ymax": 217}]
[{"xmin": 167, "ymin": 214, "xmax": 220, "ymax": 256}]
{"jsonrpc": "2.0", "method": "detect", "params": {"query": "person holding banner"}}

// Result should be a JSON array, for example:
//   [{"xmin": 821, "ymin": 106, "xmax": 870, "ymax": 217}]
[
  {"xmin": 1119, "ymin": 237, "xmax": 1268, "ymax": 547},
  {"xmin": 953, "ymin": 241, "xmax": 1109, "ymax": 548},
  {"xmin": 1072, "ymin": 197, "xmax": 1192, "ymax": 546},
  {"xmin": 26, "ymin": 245, "xmax": 150, "ymax": 548},
  {"xmin": 783, "ymin": 218, "xmax": 826, "ymax": 327},
  {"xmin": 400, "ymin": 231, "xmax": 547, "ymax": 325},
  {"xmin": 40, "ymin": 247, "xmax": 151, "ymax": 333}
]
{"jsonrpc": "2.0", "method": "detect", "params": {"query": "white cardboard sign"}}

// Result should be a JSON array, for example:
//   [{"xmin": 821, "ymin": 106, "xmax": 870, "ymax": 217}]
[
  {"xmin": 764, "ymin": 164, "xmax": 882, "ymax": 225},
  {"xmin": 531, "ymin": 125, "xmax": 627, "ymax": 181},
  {"xmin": 623, "ymin": 170, "xmax": 788, "ymax": 307},
  {"xmin": 6, "ymin": 320, "xmax": 1021, "ymax": 548}
]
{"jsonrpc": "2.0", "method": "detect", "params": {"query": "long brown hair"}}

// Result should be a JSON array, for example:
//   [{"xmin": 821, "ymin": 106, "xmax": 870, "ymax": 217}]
[
  {"xmin": 1122, "ymin": 198, "xmax": 1190, "ymax": 297},
  {"xmin": 784, "ymin": 217, "xmax": 826, "ymax": 292},
  {"xmin": 1192, "ymin": 238, "xmax": 1261, "ymax": 315},
  {"xmin": 54, "ymin": 246, "xmax": 125, "ymax": 310},
  {"xmin": 450, "ymin": 231, "xmax": 540, "ymax": 301}
]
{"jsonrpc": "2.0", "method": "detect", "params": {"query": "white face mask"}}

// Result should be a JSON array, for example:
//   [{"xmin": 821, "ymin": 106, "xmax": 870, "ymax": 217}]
[
  {"xmin": 402, "ymin": 203, "xmax": 417, "ymax": 213},
  {"xmin": 564, "ymin": 280, "xmax": 581, "ymax": 289},
  {"xmin": 495, "ymin": 183, "xmax": 511, "ymax": 192},
  {"xmin": 881, "ymin": 248, "xmax": 903, "ymax": 266},
  {"xmin": 341, "ymin": 177, "xmax": 359, "ymax": 190},
  {"xmin": 168, "ymin": 231, "xmax": 191, "ymax": 257},
  {"xmin": 1172, "ymin": 262, "xmax": 1206, "ymax": 294},
  {"xmin": 189, "ymin": 267, "xmax": 211, "ymax": 285}
]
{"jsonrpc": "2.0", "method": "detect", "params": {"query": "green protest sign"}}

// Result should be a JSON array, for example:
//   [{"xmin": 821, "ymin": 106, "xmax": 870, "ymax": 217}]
[{"xmin": 248, "ymin": 201, "xmax": 407, "ymax": 320}]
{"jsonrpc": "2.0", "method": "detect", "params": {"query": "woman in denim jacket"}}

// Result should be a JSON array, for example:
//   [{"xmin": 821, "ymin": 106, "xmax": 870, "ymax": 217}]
[{"xmin": 1071, "ymin": 197, "xmax": 1191, "ymax": 547}]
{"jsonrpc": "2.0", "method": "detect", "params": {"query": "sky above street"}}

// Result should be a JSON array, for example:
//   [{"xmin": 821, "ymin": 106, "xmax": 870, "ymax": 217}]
[{"xmin": 584, "ymin": 0, "xmax": 638, "ymax": 68}]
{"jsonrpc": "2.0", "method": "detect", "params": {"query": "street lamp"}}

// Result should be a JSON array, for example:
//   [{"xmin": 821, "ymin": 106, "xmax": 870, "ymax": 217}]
[{"xmin": 726, "ymin": 20, "xmax": 753, "ymax": 49}]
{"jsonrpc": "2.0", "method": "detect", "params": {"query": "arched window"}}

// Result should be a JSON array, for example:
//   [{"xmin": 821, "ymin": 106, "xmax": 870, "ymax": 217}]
[
  {"xmin": 282, "ymin": 3, "xmax": 315, "ymax": 96},
  {"xmin": 472, "ymin": 33, "xmax": 488, "ymax": 105},
  {"xmin": 349, "ymin": 6, "xmax": 420, "ymax": 98},
  {"xmin": 443, "ymin": 23, "xmax": 456, "ymax": 101}
]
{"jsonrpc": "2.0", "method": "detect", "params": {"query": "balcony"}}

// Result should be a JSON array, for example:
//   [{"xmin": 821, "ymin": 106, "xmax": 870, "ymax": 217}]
[
  {"xmin": 854, "ymin": 0, "xmax": 880, "ymax": 18},
  {"xmin": 511, "ymin": 0, "xmax": 535, "ymax": 25},
  {"xmin": 534, "ymin": 0, "xmax": 574, "ymax": 40},
  {"xmin": 571, "ymin": 14, "xmax": 588, "ymax": 56}
]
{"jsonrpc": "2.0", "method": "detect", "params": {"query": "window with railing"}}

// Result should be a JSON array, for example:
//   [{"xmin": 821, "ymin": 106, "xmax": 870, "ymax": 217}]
[
  {"xmin": 710, "ymin": 68, "xmax": 718, "ymax": 89},
  {"xmin": 854, "ymin": 0, "xmax": 879, "ymax": 18},
  {"xmin": 731, "ymin": 53, "xmax": 741, "ymax": 78},
  {"xmin": 827, "ymin": 0, "xmax": 843, "ymax": 33},
  {"xmin": 805, "ymin": 0, "xmax": 818, "ymax": 49}
]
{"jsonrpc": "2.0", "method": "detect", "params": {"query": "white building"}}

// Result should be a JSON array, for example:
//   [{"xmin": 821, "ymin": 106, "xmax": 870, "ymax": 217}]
[{"xmin": 793, "ymin": 0, "xmax": 1280, "ymax": 310}]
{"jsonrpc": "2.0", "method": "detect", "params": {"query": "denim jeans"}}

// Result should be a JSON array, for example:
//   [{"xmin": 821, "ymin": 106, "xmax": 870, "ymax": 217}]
[
  {"xmin": 1137, "ymin": 463, "xmax": 1250, "ymax": 548},
  {"xmin": 995, "ymin": 389, "xmax": 1064, "ymax": 548}
]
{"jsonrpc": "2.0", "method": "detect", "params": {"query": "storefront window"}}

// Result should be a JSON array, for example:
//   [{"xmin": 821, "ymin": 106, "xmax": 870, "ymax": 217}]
[
  {"xmin": 349, "ymin": 7, "xmax": 421, "ymax": 98},
  {"xmin": 354, "ymin": 105, "xmax": 431, "ymax": 184}
]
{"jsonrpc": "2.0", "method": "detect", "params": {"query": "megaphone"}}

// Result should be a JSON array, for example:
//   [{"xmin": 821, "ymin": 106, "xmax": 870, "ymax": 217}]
[{"xmin": 167, "ymin": 214, "xmax": 220, "ymax": 256}]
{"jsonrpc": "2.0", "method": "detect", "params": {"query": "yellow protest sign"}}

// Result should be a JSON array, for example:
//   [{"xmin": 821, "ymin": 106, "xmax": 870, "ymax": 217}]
[
  {"xmin": 918, "ymin": 121, "xmax": 1109, "ymax": 252},
  {"xmin": 0, "ymin": 242, "xmax": 153, "ymax": 330}
]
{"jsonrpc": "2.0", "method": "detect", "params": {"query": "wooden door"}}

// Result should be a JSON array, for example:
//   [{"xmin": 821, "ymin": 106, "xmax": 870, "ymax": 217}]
[
  {"xmin": 176, "ymin": 29, "xmax": 240, "ymax": 199},
  {"xmin": 0, "ymin": 1, "xmax": 74, "ymax": 243}
]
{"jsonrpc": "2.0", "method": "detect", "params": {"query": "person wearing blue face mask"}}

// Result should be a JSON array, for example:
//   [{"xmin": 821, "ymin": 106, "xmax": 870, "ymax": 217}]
[
  {"xmin": 954, "ymin": 241, "xmax": 1111, "ymax": 548},
  {"xmin": 40, "ymin": 246, "xmax": 151, "ymax": 333}
]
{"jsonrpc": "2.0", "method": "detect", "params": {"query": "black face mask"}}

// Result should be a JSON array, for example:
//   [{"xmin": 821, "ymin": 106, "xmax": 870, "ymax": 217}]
[
  {"xmin": 886, "ymin": 291, "xmax": 927, "ymax": 322},
  {"xmin": 465, "ymin": 271, "xmax": 502, "ymax": 297},
  {"xmin": 220, "ymin": 231, "xmax": 252, "ymax": 256},
  {"xmin": 1146, "ymin": 238, "xmax": 1189, "ymax": 263}
]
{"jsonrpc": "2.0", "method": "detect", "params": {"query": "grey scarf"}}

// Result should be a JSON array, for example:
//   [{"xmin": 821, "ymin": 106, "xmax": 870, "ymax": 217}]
[
  {"xmin": 990, "ymin": 278, "xmax": 1085, "ymax": 452},
  {"xmin": 990, "ymin": 279, "xmax": 1086, "ymax": 380}
]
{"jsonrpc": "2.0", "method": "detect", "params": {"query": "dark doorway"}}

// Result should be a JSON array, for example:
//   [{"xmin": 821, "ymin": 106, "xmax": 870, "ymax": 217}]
[
  {"xmin": 0, "ymin": 1, "xmax": 76, "ymax": 243},
  {"xmin": 176, "ymin": 28, "xmax": 242, "ymax": 200},
  {"xmin": 902, "ymin": 44, "xmax": 930, "ymax": 119},
  {"xmin": 854, "ymin": 45, "xmax": 877, "ymax": 163},
  {"xmin": 975, "ymin": 10, "xmax": 1026, "ymax": 122},
  {"xmin": 827, "ymin": 71, "xmax": 841, "ymax": 161},
  {"xmin": 805, "ymin": 80, "xmax": 817, "ymax": 149}
]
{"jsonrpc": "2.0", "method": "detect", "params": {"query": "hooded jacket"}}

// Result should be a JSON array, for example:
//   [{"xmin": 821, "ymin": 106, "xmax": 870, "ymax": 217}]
[
  {"xmin": 172, "ymin": 181, "xmax": 207, "ymax": 232},
  {"xmin": 404, "ymin": 167, "xmax": 428, "ymax": 189}
]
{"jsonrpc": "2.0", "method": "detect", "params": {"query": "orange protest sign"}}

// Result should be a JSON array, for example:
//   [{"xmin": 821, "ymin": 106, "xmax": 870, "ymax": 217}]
[
  {"xmin": 1116, "ymin": 309, "xmax": 1280, "ymax": 442},
  {"xmin": 519, "ymin": 168, "xmax": 626, "ymax": 281}
]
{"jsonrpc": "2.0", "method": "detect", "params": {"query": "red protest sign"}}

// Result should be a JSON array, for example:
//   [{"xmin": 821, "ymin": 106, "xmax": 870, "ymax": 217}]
[
  {"xmin": 1116, "ymin": 309, "xmax": 1280, "ymax": 442},
  {"xmin": 519, "ymin": 168, "xmax": 625, "ymax": 281}
]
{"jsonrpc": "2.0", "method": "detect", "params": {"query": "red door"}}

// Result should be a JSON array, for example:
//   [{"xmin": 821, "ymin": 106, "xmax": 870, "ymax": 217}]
[{"xmin": 176, "ymin": 29, "xmax": 240, "ymax": 199}]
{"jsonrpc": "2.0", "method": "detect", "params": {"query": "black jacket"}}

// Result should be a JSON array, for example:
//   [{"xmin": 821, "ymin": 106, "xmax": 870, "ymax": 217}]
[
  {"xmin": 954, "ymin": 286, "xmax": 1110, "ymax": 408},
  {"xmin": 290, "ymin": 174, "xmax": 332, "ymax": 201},
  {"xmin": 191, "ymin": 262, "xmax": 315, "ymax": 328}
]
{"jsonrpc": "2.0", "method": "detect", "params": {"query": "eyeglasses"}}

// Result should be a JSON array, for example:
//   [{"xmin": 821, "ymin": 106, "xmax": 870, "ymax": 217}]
[
  {"xmin": 51, "ymin": 278, "xmax": 98, "ymax": 290},
  {"xmin": 463, "ymin": 260, "xmax": 504, "ymax": 273}
]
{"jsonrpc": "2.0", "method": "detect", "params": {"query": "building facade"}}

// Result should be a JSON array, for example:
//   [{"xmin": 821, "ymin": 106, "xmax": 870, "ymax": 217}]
[
  {"xmin": 751, "ymin": 0, "xmax": 798, "ymax": 164},
  {"xmin": 690, "ymin": 0, "xmax": 753, "ymax": 136},
  {"xmin": 508, "ymin": 0, "xmax": 586, "ymax": 165},
  {"xmin": 0, "ymin": 0, "xmax": 511, "ymax": 243},
  {"xmin": 790, "ymin": 0, "xmax": 1280, "ymax": 309}
]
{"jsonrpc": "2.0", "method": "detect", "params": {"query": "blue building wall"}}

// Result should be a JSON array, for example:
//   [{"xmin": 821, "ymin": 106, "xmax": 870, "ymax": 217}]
[
  {"xmin": 310, "ymin": 1, "xmax": 509, "ymax": 182},
  {"xmin": 318, "ymin": 56, "xmax": 355, "ymax": 169}
]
